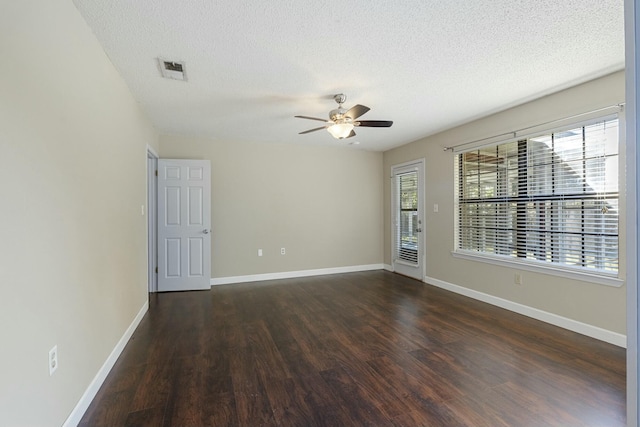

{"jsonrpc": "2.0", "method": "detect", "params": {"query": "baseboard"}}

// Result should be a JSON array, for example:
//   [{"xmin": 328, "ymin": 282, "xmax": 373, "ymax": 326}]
[
  {"xmin": 424, "ymin": 275, "xmax": 627, "ymax": 348},
  {"xmin": 62, "ymin": 300, "xmax": 149, "ymax": 427},
  {"xmin": 383, "ymin": 264, "xmax": 394, "ymax": 272},
  {"xmin": 210, "ymin": 264, "xmax": 385, "ymax": 286}
]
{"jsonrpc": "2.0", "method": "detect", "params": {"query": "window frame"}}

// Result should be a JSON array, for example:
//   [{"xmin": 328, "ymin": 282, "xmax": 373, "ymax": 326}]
[{"xmin": 452, "ymin": 115, "xmax": 623, "ymax": 287}]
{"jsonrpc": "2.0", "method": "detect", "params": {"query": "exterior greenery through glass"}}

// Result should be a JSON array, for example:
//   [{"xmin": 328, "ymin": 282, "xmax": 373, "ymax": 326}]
[{"xmin": 456, "ymin": 118, "xmax": 619, "ymax": 274}]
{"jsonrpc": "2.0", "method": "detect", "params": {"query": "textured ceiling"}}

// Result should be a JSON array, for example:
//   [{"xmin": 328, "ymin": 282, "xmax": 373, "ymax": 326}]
[{"xmin": 73, "ymin": 0, "xmax": 624, "ymax": 151}]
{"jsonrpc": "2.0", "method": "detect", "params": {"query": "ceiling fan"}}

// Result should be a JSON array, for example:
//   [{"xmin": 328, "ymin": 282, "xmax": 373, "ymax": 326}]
[{"xmin": 295, "ymin": 94, "xmax": 393, "ymax": 139}]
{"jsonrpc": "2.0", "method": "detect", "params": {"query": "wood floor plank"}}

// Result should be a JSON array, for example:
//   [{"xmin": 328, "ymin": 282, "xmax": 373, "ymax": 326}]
[
  {"xmin": 426, "ymin": 336, "xmax": 534, "ymax": 388},
  {"xmin": 366, "ymin": 352, "xmax": 465, "ymax": 404},
  {"xmin": 78, "ymin": 390, "xmax": 139, "ymax": 427},
  {"xmin": 201, "ymin": 392, "xmax": 237, "ymax": 427},
  {"xmin": 79, "ymin": 270, "xmax": 626, "ymax": 426},
  {"xmin": 441, "ymin": 391, "xmax": 531, "ymax": 427},
  {"xmin": 489, "ymin": 379, "xmax": 591, "ymax": 427},
  {"xmin": 263, "ymin": 377, "xmax": 334, "ymax": 427},
  {"xmin": 498, "ymin": 365, "xmax": 626, "ymax": 426},
  {"xmin": 287, "ymin": 310, "xmax": 360, "ymax": 371},
  {"xmin": 409, "ymin": 347, "xmax": 494, "ymax": 398},
  {"xmin": 243, "ymin": 319, "xmax": 292, "ymax": 381},
  {"xmin": 274, "ymin": 325, "xmax": 334, "ymax": 375},
  {"xmin": 319, "ymin": 366, "xmax": 392, "ymax": 426},
  {"xmin": 266, "ymin": 371, "xmax": 356, "ymax": 426},
  {"xmin": 232, "ymin": 380, "xmax": 276, "ymax": 427},
  {"xmin": 162, "ymin": 356, "xmax": 210, "ymax": 426},
  {"xmin": 123, "ymin": 406, "xmax": 166, "ymax": 427},
  {"xmin": 128, "ymin": 362, "xmax": 172, "ymax": 413}
]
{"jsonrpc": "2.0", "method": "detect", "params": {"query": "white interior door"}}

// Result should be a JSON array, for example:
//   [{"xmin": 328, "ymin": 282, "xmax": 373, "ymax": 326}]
[
  {"xmin": 157, "ymin": 159, "xmax": 211, "ymax": 291},
  {"xmin": 392, "ymin": 160, "xmax": 425, "ymax": 280}
]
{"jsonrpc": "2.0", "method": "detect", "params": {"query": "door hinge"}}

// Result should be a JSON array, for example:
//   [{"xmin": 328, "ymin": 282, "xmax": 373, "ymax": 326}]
[
  {"xmin": 155, "ymin": 267, "xmax": 158, "ymax": 273},
  {"xmin": 155, "ymin": 170, "xmax": 158, "ymax": 176}
]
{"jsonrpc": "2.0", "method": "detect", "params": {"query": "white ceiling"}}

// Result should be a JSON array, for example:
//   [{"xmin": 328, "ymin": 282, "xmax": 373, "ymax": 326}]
[{"xmin": 73, "ymin": 0, "xmax": 624, "ymax": 152}]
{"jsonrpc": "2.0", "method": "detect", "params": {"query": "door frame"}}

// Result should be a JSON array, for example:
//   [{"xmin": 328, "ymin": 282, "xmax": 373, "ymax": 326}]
[
  {"xmin": 625, "ymin": 0, "xmax": 639, "ymax": 422},
  {"xmin": 391, "ymin": 158, "xmax": 426, "ymax": 281},
  {"xmin": 146, "ymin": 146, "xmax": 159, "ymax": 293}
]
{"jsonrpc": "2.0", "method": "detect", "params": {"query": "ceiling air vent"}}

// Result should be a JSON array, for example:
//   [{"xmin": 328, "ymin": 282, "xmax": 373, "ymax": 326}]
[{"xmin": 157, "ymin": 58, "xmax": 187, "ymax": 81}]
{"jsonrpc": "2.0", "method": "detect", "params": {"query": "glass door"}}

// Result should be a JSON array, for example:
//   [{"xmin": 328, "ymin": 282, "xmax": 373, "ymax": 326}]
[{"xmin": 392, "ymin": 160, "xmax": 424, "ymax": 280}]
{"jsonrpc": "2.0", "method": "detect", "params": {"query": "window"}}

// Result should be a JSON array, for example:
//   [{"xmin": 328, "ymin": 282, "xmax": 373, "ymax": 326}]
[
  {"xmin": 397, "ymin": 170, "xmax": 419, "ymax": 263},
  {"xmin": 455, "ymin": 118, "xmax": 619, "ymax": 276}
]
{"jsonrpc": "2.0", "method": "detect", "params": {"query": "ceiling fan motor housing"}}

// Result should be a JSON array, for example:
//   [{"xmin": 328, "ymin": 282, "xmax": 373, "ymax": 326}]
[{"xmin": 329, "ymin": 107, "xmax": 350, "ymax": 122}]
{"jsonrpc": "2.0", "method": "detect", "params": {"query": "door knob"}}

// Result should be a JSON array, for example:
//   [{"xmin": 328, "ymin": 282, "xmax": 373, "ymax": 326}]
[
  {"xmin": 203, "ymin": 229, "xmax": 210, "ymax": 234},
  {"xmin": 416, "ymin": 228, "xmax": 422, "ymax": 232}
]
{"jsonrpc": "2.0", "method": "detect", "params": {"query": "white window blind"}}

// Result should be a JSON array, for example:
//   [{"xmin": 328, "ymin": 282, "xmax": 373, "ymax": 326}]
[
  {"xmin": 396, "ymin": 171, "xmax": 419, "ymax": 264},
  {"xmin": 455, "ymin": 118, "xmax": 619, "ymax": 275}
]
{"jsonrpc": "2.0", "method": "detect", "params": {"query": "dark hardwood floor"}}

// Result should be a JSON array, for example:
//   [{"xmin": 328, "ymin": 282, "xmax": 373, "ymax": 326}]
[{"xmin": 79, "ymin": 271, "xmax": 626, "ymax": 426}]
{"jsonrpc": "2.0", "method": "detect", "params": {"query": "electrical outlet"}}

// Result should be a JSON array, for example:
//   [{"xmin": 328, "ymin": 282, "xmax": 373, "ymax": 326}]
[
  {"xmin": 280, "ymin": 247, "xmax": 286, "ymax": 255},
  {"xmin": 433, "ymin": 204, "xmax": 439, "ymax": 213},
  {"xmin": 514, "ymin": 273, "xmax": 523, "ymax": 285},
  {"xmin": 49, "ymin": 345, "xmax": 58, "ymax": 376},
  {"xmin": 258, "ymin": 249, "xmax": 263, "ymax": 257}
]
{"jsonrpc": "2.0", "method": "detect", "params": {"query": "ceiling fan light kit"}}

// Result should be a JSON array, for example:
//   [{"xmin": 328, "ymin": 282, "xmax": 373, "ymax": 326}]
[
  {"xmin": 295, "ymin": 94, "xmax": 393, "ymax": 140},
  {"xmin": 327, "ymin": 122, "xmax": 355, "ymax": 139}
]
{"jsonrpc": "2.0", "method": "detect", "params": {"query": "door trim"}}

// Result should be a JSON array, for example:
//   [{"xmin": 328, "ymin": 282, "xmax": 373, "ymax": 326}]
[
  {"xmin": 391, "ymin": 158, "xmax": 425, "ymax": 281},
  {"xmin": 146, "ymin": 146, "xmax": 158, "ymax": 293}
]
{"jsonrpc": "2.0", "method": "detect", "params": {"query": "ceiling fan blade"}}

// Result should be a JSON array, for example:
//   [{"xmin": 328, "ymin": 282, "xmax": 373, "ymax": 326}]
[
  {"xmin": 295, "ymin": 115, "xmax": 327, "ymax": 122},
  {"xmin": 356, "ymin": 120, "xmax": 393, "ymax": 127},
  {"xmin": 344, "ymin": 104, "xmax": 370, "ymax": 120},
  {"xmin": 299, "ymin": 126, "xmax": 326, "ymax": 135}
]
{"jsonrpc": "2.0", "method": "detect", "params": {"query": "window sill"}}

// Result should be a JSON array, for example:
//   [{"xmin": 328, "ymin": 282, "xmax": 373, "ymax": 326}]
[{"xmin": 450, "ymin": 250, "xmax": 624, "ymax": 288}]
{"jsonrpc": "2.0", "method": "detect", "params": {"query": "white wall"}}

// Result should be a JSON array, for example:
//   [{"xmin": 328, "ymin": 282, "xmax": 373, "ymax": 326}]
[
  {"xmin": 0, "ymin": 1, "xmax": 157, "ymax": 425},
  {"xmin": 160, "ymin": 136, "xmax": 384, "ymax": 279},
  {"xmin": 384, "ymin": 71, "xmax": 627, "ymax": 336}
]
